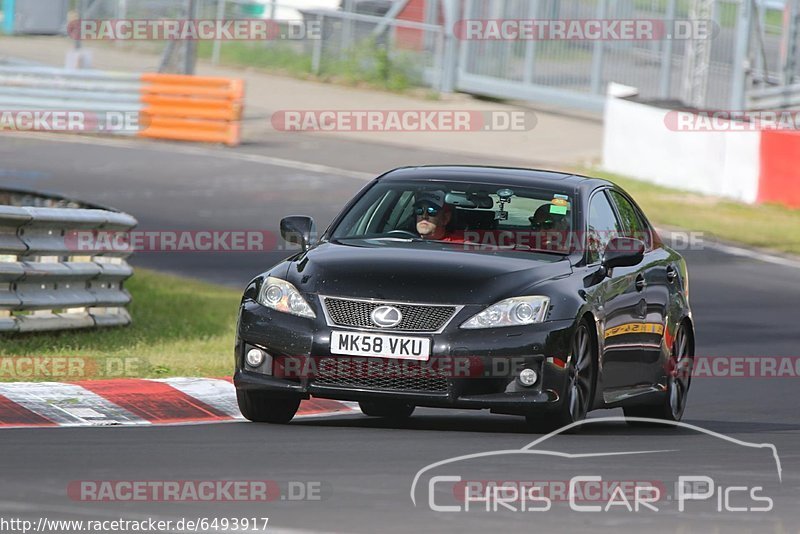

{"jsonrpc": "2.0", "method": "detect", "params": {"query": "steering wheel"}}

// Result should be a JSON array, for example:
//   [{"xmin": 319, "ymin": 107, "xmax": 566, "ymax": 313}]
[{"xmin": 385, "ymin": 230, "xmax": 419, "ymax": 239}]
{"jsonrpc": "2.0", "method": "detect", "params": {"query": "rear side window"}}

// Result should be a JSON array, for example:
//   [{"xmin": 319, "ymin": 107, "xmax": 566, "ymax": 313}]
[
  {"xmin": 586, "ymin": 191, "xmax": 621, "ymax": 264},
  {"xmin": 608, "ymin": 190, "xmax": 652, "ymax": 249}
]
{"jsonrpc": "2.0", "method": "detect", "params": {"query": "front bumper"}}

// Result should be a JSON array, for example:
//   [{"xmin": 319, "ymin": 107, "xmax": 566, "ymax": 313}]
[{"xmin": 234, "ymin": 299, "xmax": 576, "ymax": 415}]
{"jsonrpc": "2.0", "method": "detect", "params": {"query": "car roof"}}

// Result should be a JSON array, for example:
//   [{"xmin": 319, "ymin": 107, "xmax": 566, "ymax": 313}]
[{"xmin": 377, "ymin": 165, "xmax": 612, "ymax": 194}]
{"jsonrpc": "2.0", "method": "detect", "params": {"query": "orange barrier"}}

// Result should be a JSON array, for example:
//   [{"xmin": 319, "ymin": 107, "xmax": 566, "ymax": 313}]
[
  {"xmin": 758, "ymin": 130, "xmax": 800, "ymax": 209},
  {"xmin": 137, "ymin": 73, "xmax": 244, "ymax": 146}
]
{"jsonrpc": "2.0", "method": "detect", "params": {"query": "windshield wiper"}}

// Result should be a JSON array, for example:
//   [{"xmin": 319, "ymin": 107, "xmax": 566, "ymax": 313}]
[
  {"xmin": 453, "ymin": 241, "xmax": 569, "ymax": 255},
  {"xmin": 368, "ymin": 236, "xmax": 425, "ymax": 242},
  {"xmin": 334, "ymin": 236, "xmax": 426, "ymax": 243}
]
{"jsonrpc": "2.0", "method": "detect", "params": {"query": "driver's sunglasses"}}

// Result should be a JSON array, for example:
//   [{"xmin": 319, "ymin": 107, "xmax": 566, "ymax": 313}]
[
  {"xmin": 532, "ymin": 219, "xmax": 555, "ymax": 230},
  {"xmin": 415, "ymin": 204, "xmax": 440, "ymax": 217}
]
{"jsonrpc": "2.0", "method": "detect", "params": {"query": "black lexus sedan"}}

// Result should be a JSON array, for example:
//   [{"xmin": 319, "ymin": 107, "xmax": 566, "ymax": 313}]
[{"xmin": 234, "ymin": 166, "xmax": 694, "ymax": 431}]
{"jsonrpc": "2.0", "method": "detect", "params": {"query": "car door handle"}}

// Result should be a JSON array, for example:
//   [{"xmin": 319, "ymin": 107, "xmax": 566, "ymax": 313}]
[
  {"xmin": 635, "ymin": 274, "xmax": 647, "ymax": 292},
  {"xmin": 666, "ymin": 265, "xmax": 678, "ymax": 283}
]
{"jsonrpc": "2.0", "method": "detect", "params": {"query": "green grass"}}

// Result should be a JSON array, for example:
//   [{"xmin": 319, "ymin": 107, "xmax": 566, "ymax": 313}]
[
  {"xmin": 196, "ymin": 41, "xmax": 314, "ymax": 77},
  {"xmin": 0, "ymin": 269, "xmax": 241, "ymax": 381},
  {"xmin": 196, "ymin": 38, "xmax": 424, "ymax": 93},
  {"xmin": 588, "ymin": 169, "xmax": 800, "ymax": 255}
]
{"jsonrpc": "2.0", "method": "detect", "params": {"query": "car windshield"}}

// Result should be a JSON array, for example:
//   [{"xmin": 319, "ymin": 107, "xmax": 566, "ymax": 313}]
[{"xmin": 330, "ymin": 180, "xmax": 575, "ymax": 257}]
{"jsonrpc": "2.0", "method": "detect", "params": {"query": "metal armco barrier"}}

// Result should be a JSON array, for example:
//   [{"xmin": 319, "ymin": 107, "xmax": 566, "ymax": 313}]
[
  {"xmin": 747, "ymin": 83, "xmax": 800, "ymax": 110},
  {"xmin": 0, "ymin": 66, "xmax": 243, "ymax": 146},
  {"xmin": 0, "ymin": 189, "xmax": 137, "ymax": 333}
]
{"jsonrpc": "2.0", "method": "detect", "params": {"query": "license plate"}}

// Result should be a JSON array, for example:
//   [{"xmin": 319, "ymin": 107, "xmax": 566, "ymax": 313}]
[{"xmin": 330, "ymin": 331, "xmax": 431, "ymax": 361}]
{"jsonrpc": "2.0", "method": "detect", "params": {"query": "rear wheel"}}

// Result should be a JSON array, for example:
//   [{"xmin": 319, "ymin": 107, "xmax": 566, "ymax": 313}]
[
  {"xmin": 527, "ymin": 320, "xmax": 596, "ymax": 433},
  {"xmin": 624, "ymin": 322, "xmax": 693, "ymax": 424},
  {"xmin": 359, "ymin": 400, "xmax": 415, "ymax": 420},
  {"xmin": 236, "ymin": 390, "xmax": 301, "ymax": 424}
]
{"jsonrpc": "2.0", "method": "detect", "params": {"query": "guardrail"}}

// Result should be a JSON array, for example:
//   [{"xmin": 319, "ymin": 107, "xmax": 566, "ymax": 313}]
[
  {"xmin": 0, "ymin": 66, "xmax": 244, "ymax": 146},
  {"xmin": 747, "ymin": 83, "xmax": 800, "ymax": 110},
  {"xmin": 0, "ymin": 189, "xmax": 137, "ymax": 333}
]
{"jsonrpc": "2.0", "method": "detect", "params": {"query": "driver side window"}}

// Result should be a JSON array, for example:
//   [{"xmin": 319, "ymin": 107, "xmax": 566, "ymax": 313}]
[
  {"xmin": 587, "ymin": 191, "xmax": 621, "ymax": 264},
  {"xmin": 609, "ymin": 190, "xmax": 652, "ymax": 249}
]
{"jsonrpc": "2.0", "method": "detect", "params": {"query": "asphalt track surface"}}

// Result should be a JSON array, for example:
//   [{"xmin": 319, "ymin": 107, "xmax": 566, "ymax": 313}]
[{"xmin": 1, "ymin": 133, "xmax": 799, "ymax": 533}]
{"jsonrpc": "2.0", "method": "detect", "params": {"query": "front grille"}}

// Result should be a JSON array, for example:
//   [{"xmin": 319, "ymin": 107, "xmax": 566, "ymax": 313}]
[
  {"xmin": 322, "ymin": 297, "xmax": 457, "ymax": 332},
  {"xmin": 312, "ymin": 357, "xmax": 449, "ymax": 393}
]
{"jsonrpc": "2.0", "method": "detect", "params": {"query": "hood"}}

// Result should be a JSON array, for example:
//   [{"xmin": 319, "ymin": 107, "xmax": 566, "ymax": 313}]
[{"xmin": 283, "ymin": 241, "xmax": 572, "ymax": 304}]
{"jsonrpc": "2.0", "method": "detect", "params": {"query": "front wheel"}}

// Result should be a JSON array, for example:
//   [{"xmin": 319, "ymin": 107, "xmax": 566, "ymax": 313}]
[
  {"xmin": 624, "ymin": 322, "xmax": 693, "ymax": 424},
  {"xmin": 359, "ymin": 400, "xmax": 415, "ymax": 420},
  {"xmin": 527, "ymin": 320, "xmax": 596, "ymax": 433},
  {"xmin": 237, "ymin": 390, "xmax": 301, "ymax": 424}
]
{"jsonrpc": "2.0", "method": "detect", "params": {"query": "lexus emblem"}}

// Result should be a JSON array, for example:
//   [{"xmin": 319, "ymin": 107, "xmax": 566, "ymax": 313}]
[{"xmin": 370, "ymin": 305, "xmax": 403, "ymax": 328}]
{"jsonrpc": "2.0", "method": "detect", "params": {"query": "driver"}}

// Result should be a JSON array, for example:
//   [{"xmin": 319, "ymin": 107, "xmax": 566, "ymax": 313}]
[
  {"xmin": 529, "ymin": 203, "xmax": 571, "ymax": 251},
  {"xmin": 530, "ymin": 203, "xmax": 570, "ymax": 232},
  {"xmin": 415, "ymin": 191, "xmax": 457, "ymax": 241}
]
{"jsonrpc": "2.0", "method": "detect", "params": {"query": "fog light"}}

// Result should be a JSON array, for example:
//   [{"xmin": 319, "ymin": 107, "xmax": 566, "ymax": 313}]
[
  {"xmin": 518, "ymin": 368, "xmax": 538, "ymax": 387},
  {"xmin": 246, "ymin": 348, "xmax": 266, "ymax": 367}
]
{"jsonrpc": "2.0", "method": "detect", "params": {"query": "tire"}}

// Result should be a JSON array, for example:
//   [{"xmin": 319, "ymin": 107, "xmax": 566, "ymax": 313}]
[
  {"xmin": 624, "ymin": 322, "xmax": 693, "ymax": 425},
  {"xmin": 358, "ymin": 400, "xmax": 415, "ymax": 420},
  {"xmin": 236, "ymin": 390, "xmax": 301, "ymax": 424},
  {"xmin": 526, "ymin": 319, "xmax": 596, "ymax": 433}
]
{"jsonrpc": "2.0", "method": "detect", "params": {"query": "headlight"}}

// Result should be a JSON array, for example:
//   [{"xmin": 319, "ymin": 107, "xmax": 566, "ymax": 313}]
[
  {"xmin": 460, "ymin": 296, "xmax": 549, "ymax": 329},
  {"xmin": 257, "ymin": 277, "xmax": 316, "ymax": 319}
]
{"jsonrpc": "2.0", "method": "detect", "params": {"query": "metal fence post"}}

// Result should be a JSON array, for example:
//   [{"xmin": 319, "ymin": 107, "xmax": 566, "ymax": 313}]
[
  {"xmin": 75, "ymin": 0, "xmax": 85, "ymax": 50},
  {"xmin": 590, "ymin": 0, "xmax": 607, "ymax": 94},
  {"xmin": 752, "ymin": 0, "xmax": 765, "ymax": 86},
  {"xmin": 658, "ymin": 0, "xmax": 677, "ymax": 98},
  {"xmin": 183, "ymin": 0, "xmax": 198, "ymax": 75},
  {"xmin": 440, "ymin": 33, "xmax": 456, "ymax": 93},
  {"xmin": 681, "ymin": 0, "xmax": 713, "ymax": 108},
  {"xmin": 781, "ymin": 0, "xmax": 800, "ymax": 85},
  {"xmin": 440, "ymin": 0, "xmax": 460, "ymax": 93},
  {"xmin": 312, "ymin": 13, "xmax": 324, "ymax": 75},
  {"xmin": 342, "ymin": 0, "xmax": 355, "ymax": 55},
  {"xmin": 730, "ymin": 0, "xmax": 754, "ymax": 109},
  {"xmin": 523, "ymin": 0, "xmax": 539, "ymax": 85},
  {"xmin": 115, "ymin": 0, "xmax": 127, "ymax": 48},
  {"xmin": 211, "ymin": 0, "xmax": 226, "ymax": 66},
  {"xmin": 457, "ymin": 0, "xmax": 473, "ymax": 80},
  {"xmin": 423, "ymin": 0, "xmax": 438, "ymax": 50}
]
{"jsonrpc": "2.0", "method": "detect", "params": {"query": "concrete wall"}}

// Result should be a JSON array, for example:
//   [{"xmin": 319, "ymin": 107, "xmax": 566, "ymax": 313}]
[{"xmin": 602, "ymin": 87, "xmax": 761, "ymax": 204}]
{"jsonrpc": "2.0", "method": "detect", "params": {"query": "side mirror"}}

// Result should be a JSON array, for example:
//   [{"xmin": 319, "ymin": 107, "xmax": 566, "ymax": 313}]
[
  {"xmin": 280, "ymin": 216, "xmax": 316, "ymax": 251},
  {"xmin": 602, "ymin": 237, "xmax": 645, "ymax": 271}
]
